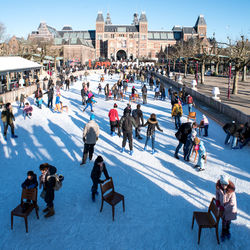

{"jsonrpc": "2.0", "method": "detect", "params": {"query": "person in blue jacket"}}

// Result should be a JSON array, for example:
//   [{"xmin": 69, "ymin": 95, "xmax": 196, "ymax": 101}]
[{"xmin": 21, "ymin": 171, "xmax": 38, "ymax": 189}]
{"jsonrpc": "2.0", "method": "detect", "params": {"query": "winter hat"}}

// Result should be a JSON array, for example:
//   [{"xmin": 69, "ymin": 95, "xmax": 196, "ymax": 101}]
[
  {"xmin": 90, "ymin": 114, "xmax": 95, "ymax": 120},
  {"xmin": 95, "ymin": 155, "xmax": 104, "ymax": 164},
  {"xmin": 27, "ymin": 171, "xmax": 34, "ymax": 176},
  {"xmin": 220, "ymin": 175, "xmax": 229, "ymax": 185},
  {"xmin": 114, "ymin": 103, "xmax": 118, "ymax": 108}
]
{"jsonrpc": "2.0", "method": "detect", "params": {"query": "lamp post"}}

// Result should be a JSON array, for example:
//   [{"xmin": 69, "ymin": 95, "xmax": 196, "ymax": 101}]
[
  {"xmin": 196, "ymin": 61, "xmax": 198, "ymax": 84},
  {"xmin": 228, "ymin": 62, "xmax": 231, "ymax": 99}
]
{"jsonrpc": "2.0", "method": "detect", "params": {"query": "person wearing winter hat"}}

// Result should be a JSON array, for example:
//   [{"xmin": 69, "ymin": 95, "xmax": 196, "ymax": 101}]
[
  {"xmin": 90, "ymin": 156, "xmax": 110, "ymax": 202},
  {"xmin": 108, "ymin": 103, "xmax": 119, "ymax": 136},
  {"xmin": 80, "ymin": 114, "xmax": 100, "ymax": 165},
  {"xmin": 216, "ymin": 175, "xmax": 237, "ymax": 241}
]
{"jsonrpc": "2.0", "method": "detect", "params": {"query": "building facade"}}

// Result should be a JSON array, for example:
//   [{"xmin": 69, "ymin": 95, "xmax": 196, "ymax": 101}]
[{"xmin": 28, "ymin": 12, "xmax": 209, "ymax": 63}]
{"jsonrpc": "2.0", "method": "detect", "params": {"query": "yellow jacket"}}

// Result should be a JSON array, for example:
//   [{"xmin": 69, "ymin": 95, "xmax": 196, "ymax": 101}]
[{"xmin": 172, "ymin": 103, "xmax": 183, "ymax": 117}]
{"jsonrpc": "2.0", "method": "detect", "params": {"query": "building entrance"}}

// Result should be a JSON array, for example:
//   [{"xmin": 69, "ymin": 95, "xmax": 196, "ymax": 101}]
[{"xmin": 116, "ymin": 50, "xmax": 127, "ymax": 60}]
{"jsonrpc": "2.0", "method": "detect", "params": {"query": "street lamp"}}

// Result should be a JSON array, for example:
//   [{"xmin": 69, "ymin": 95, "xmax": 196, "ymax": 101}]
[{"xmin": 227, "ymin": 36, "xmax": 231, "ymax": 99}]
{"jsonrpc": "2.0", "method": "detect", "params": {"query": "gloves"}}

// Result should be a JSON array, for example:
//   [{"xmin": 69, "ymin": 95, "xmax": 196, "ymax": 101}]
[
  {"xmin": 100, "ymin": 180, "xmax": 105, "ymax": 184},
  {"xmin": 83, "ymin": 138, "xmax": 86, "ymax": 143},
  {"xmin": 118, "ymin": 132, "xmax": 121, "ymax": 137},
  {"xmin": 216, "ymin": 200, "xmax": 220, "ymax": 207}
]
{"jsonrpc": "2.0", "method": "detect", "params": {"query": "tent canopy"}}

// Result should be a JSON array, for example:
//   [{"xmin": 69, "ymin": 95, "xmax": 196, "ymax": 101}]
[{"xmin": 0, "ymin": 56, "xmax": 42, "ymax": 75}]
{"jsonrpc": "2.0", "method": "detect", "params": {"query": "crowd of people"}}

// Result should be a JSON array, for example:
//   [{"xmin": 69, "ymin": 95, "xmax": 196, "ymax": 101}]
[{"xmin": 1, "ymin": 64, "xmax": 247, "ymax": 241}]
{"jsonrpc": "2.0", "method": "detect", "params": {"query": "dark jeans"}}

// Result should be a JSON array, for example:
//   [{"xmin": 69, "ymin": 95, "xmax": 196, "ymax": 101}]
[
  {"xmin": 48, "ymin": 98, "xmax": 53, "ymax": 108},
  {"xmin": 91, "ymin": 180, "xmax": 98, "ymax": 194},
  {"xmin": 44, "ymin": 188, "xmax": 54, "ymax": 208},
  {"xmin": 135, "ymin": 127, "xmax": 141, "ymax": 137},
  {"xmin": 122, "ymin": 131, "xmax": 133, "ymax": 150},
  {"xmin": 144, "ymin": 134, "xmax": 155, "ymax": 149},
  {"xmin": 184, "ymin": 139, "xmax": 194, "ymax": 160},
  {"xmin": 174, "ymin": 115, "xmax": 181, "ymax": 129},
  {"xmin": 204, "ymin": 125, "xmax": 209, "ymax": 136},
  {"xmin": 3, "ymin": 122, "xmax": 15, "ymax": 136},
  {"xmin": 82, "ymin": 143, "xmax": 95, "ymax": 163},
  {"xmin": 175, "ymin": 141, "xmax": 184, "ymax": 156},
  {"xmin": 110, "ymin": 121, "xmax": 118, "ymax": 133}
]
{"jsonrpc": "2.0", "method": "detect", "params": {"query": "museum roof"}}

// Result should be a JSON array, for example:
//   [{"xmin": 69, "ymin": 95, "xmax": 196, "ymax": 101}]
[
  {"xmin": 104, "ymin": 25, "xmax": 139, "ymax": 32},
  {"xmin": 194, "ymin": 15, "xmax": 206, "ymax": 27},
  {"xmin": 182, "ymin": 27, "xmax": 197, "ymax": 34},
  {"xmin": 148, "ymin": 31, "xmax": 175, "ymax": 40}
]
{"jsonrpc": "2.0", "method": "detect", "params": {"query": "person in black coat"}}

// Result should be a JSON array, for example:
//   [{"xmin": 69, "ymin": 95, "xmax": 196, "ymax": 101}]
[
  {"xmin": 142, "ymin": 113, "xmax": 163, "ymax": 154},
  {"xmin": 174, "ymin": 122, "xmax": 198, "ymax": 159},
  {"xmin": 171, "ymin": 92, "xmax": 178, "ymax": 110},
  {"xmin": 119, "ymin": 108, "xmax": 138, "ymax": 155},
  {"xmin": 22, "ymin": 171, "xmax": 38, "ymax": 189},
  {"xmin": 39, "ymin": 163, "xmax": 57, "ymax": 218},
  {"xmin": 132, "ymin": 104, "xmax": 144, "ymax": 139},
  {"xmin": 91, "ymin": 156, "xmax": 110, "ymax": 202},
  {"xmin": 141, "ymin": 84, "xmax": 147, "ymax": 104},
  {"xmin": 44, "ymin": 86, "xmax": 54, "ymax": 108}
]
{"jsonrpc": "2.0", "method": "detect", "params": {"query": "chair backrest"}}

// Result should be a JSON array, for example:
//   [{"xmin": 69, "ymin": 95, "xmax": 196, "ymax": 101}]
[
  {"xmin": 189, "ymin": 112, "xmax": 196, "ymax": 119},
  {"xmin": 208, "ymin": 198, "xmax": 220, "ymax": 224},
  {"xmin": 100, "ymin": 177, "xmax": 114, "ymax": 197},
  {"xmin": 21, "ymin": 188, "xmax": 37, "ymax": 203}
]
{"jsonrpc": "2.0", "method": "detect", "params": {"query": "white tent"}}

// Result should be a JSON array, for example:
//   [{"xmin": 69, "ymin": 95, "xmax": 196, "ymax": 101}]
[{"xmin": 0, "ymin": 56, "xmax": 42, "ymax": 75}]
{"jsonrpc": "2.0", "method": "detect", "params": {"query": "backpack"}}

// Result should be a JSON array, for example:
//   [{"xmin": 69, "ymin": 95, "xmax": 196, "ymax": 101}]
[
  {"xmin": 187, "ymin": 96, "xmax": 193, "ymax": 104},
  {"xmin": 47, "ymin": 174, "xmax": 64, "ymax": 191},
  {"xmin": 122, "ymin": 117, "xmax": 132, "ymax": 131}
]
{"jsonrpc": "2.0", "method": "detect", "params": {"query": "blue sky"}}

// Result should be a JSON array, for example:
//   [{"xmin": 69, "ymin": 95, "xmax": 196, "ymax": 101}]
[{"xmin": 1, "ymin": 0, "xmax": 249, "ymax": 43}]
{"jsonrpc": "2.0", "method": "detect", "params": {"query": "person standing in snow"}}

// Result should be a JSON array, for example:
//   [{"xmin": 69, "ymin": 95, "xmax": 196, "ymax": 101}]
[
  {"xmin": 80, "ymin": 114, "xmax": 100, "ymax": 165},
  {"xmin": 44, "ymin": 85, "xmax": 54, "ymax": 109},
  {"xmin": 108, "ymin": 103, "xmax": 119, "ymax": 136},
  {"xmin": 216, "ymin": 175, "xmax": 237, "ymax": 241},
  {"xmin": 193, "ymin": 137, "xmax": 206, "ymax": 171},
  {"xmin": 142, "ymin": 113, "xmax": 163, "ymax": 154},
  {"xmin": 1, "ymin": 102, "xmax": 18, "ymax": 140},
  {"xmin": 39, "ymin": 163, "xmax": 57, "ymax": 218},
  {"xmin": 104, "ymin": 83, "xmax": 110, "ymax": 100},
  {"xmin": 183, "ymin": 123, "xmax": 197, "ymax": 161},
  {"xmin": 119, "ymin": 108, "xmax": 138, "ymax": 155},
  {"xmin": 171, "ymin": 101, "xmax": 183, "ymax": 130},
  {"xmin": 201, "ymin": 114, "xmax": 209, "ymax": 137},
  {"xmin": 90, "ymin": 155, "xmax": 110, "ymax": 202},
  {"xmin": 174, "ymin": 122, "xmax": 198, "ymax": 159},
  {"xmin": 132, "ymin": 104, "xmax": 144, "ymax": 140}
]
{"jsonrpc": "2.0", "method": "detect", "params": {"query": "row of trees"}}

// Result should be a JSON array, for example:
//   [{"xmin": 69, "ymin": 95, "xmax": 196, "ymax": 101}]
[{"xmin": 157, "ymin": 36, "xmax": 250, "ymax": 95}]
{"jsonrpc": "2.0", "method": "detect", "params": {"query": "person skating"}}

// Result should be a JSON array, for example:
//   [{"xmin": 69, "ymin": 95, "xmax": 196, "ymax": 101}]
[
  {"xmin": 216, "ymin": 175, "xmax": 237, "ymax": 241},
  {"xmin": 193, "ymin": 137, "xmax": 206, "ymax": 171},
  {"xmin": 44, "ymin": 85, "xmax": 54, "ymax": 109},
  {"xmin": 174, "ymin": 122, "xmax": 198, "ymax": 159},
  {"xmin": 201, "ymin": 114, "xmax": 209, "ymax": 137},
  {"xmin": 108, "ymin": 103, "xmax": 119, "ymax": 136},
  {"xmin": 39, "ymin": 163, "xmax": 57, "ymax": 218},
  {"xmin": 80, "ymin": 114, "xmax": 99, "ymax": 165},
  {"xmin": 132, "ymin": 104, "xmax": 144, "ymax": 139},
  {"xmin": 83, "ymin": 95, "xmax": 96, "ymax": 112},
  {"xmin": 183, "ymin": 123, "xmax": 197, "ymax": 161},
  {"xmin": 186, "ymin": 94, "xmax": 194, "ymax": 113},
  {"xmin": 119, "ymin": 108, "xmax": 138, "ymax": 155},
  {"xmin": 141, "ymin": 84, "xmax": 147, "ymax": 104},
  {"xmin": 142, "ymin": 113, "xmax": 163, "ymax": 154},
  {"xmin": 171, "ymin": 101, "xmax": 183, "ymax": 130},
  {"xmin": 34, "ymin": 87, "xmax": 43, "ymax": 109},
  {"xmin": 23, "ymin": 102, "xmax": 33, "ymax": 119},
  {"xmin": 1, "ymin": 103, "xmax": 18, "ymax": 140},
  {"xmin": 90, "ymin": 156, "xmax": 110, "ymax": 202},
  {"xmin": 104, "ymin": 83, "xmax": 110, "ymax": 100}
]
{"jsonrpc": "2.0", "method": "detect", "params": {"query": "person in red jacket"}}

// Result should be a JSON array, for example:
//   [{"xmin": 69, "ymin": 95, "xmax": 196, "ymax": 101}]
[{"xmin": 108, "ymin": 103, "xmax": 119, "ymax": 136}]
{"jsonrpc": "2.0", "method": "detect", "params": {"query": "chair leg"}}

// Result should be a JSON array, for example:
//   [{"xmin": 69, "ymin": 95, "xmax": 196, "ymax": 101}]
[
  {"xmin": 191, "ymin": 214, "xmax": 195, "ymax": 229},
  {"xmin": 11, "ymin": 213, "xmax": 13, "ymax": 230},
  {"xmin": 122, "ymin": 198, "xmax": 125, "ymax": 212},
  {"xmin": 198, "ymin": 227, "xmax": 202, "ymax": 244},
  {"xmin": 24, "ymin": 217, "xmax": 28, "ymax": 233},
  {"xmin": 216, "ymin": 226, "xmax": 220, "ymax": 244},
  {"xmin": 112, "ymin": 206, "xmax": 115, "ymax": 221},
  {"xmin": 100, "ymin": 199, "xmax": 104, "ymax": 212},
  {"xmin": 35, "ymin": 207, "xmax": 39, "ymax": 219}
]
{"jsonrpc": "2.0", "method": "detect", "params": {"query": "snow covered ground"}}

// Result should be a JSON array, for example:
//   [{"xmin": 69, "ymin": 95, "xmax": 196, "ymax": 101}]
[{"xmin": 0, "ymin": 72, "xmax": 249, "ymax": 250}]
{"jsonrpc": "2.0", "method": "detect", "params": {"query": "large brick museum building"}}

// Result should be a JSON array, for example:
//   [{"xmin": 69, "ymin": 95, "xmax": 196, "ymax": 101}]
[{"xmin": 29, "ymin": 12, "xmax": 209, "ymax": 64}]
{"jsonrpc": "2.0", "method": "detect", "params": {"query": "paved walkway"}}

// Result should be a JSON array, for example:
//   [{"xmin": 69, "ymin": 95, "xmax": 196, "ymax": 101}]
[{"xmin": 180, "ymin": 74, "xmax": 250, "ymax": 116}]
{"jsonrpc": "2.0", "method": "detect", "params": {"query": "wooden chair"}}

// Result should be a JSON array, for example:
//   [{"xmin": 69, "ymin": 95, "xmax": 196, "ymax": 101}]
[
  {"xmin": 11, "ymin": 188, "xmax": 39, "ymax": 233},
  {"xmin": 192, "ymin": 198, "xmax": 220, "ymax": 245},
  {"xmin": 187, "ymin": 112, "xmax": 196, "ymax": 122},
  {"xmin": 100, "ymin": 177, "xmax": 125, "ymax": 221}
]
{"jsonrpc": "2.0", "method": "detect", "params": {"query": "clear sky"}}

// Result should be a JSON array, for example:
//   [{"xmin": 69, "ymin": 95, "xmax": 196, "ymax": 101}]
[{"xmin": 1, "ymin": 0, "xmax": 249, "ymax": 43}]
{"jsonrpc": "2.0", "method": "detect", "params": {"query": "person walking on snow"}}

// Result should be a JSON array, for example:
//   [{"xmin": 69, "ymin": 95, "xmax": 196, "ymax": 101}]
[
  {"xmin": 90, "ymin": 155, "xmax": 110, "ymax": 202},
  {"xmin": 1, "ymin": 102, "xmax": 18, "ymax": 140},
  {"xmin": 142, "ymin": 113, "xmax": 163, "ymax": 154},
  {"xmin": 80, "ymin": 114, "xmax": 99, "ymax": 165},
  {"xmin": 83, "ymin": 95, "xmax": 96, "ymax": 112},
  {"xmin": 216, "ymin": 175, "xmax": 237, "ymax": 241},
  {"xmin": 201, "ymin": 114, "xmax": 209, "ymax": 137},
  {"xmin": 171, "ymin": 101, "xmax": 183, "ymax": 130},
  {"xmin": 119, "ymin": 108, "xmax": 138, "ymax": 155},
  {"xmin": 141, "ymin": 84, "xmax": 148, "ymax": 104},
  {"xmin": 108, "ymin": 103, "xmax": 119, "ymax": 136}
]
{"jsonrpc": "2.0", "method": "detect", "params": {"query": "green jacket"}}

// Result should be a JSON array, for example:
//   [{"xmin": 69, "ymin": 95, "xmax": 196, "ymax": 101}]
[{"xmin": 1, "ymin": 108, "xmax": 15, "ymax": 124}]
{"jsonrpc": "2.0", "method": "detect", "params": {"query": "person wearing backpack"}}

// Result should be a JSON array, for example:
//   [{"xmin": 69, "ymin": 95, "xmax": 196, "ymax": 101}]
[
  {"xmin": 171, "ymin": 101, "xmax": 183, "ymax": 129},
  {"xmin": 119, "ymin": 108, "xmax": 138, "ymax": 155},
  {"xmin": 39, "ymin": 163, "xmax": 57, "ymax": 218},
  {"xmin": 132, "ymin": 104, "xmax": 144, "ymax": 140},
  {"xmin": 186, "ymin": 94, "xmax": 194, "ymax": 113}
]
